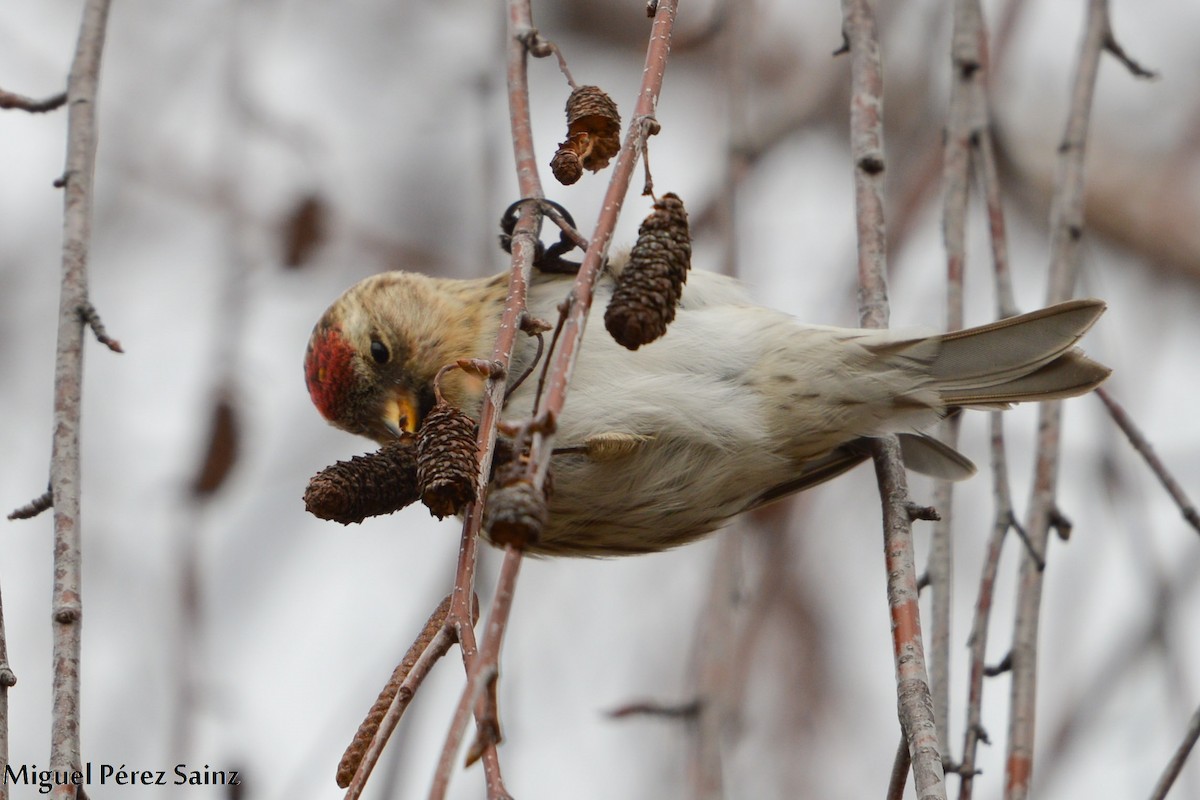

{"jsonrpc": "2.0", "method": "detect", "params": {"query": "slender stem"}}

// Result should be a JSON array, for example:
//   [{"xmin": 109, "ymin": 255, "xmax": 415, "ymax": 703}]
[
  {"xmin": 959, "ymin": 416, "xmax": 1014, "ymax": 800},
  {"xmin": 48, "ymin": 2, "xmax": 113, "ymax": 796},
  {"xmin": 1096, "ymin": 388, "xmax": 1200, "ymax": 536},
  {"xmin": 1148, "ymin": 703, "xmax": 1200, "ymax": 800},
  {"xmin": 1005, "ymin": 3, "xmax": 1113, "ymax": 797},
  {"xmin": 840, "ymin": 1, "xmax": 946, "ymax": 798},
  {"xmin": 524, "ymin": 0, "xmax": 679, "ymax": 482},
  {"xmin": 930, "ymin": 0, "xmax": 988, "ymax": 757},
  {"xmin": 887, "ymin": 731, "xmax": 912, "ymax": 800},
  {"xmin": 428, "ymin": 550, "xmax": 522, "ymax": 800},
  {"xmin": 0, "ymin": 577, "xmax": 13, "ymax": 800},
  {"xmin": 343, "ymin": 626, "xmax": 457, "ymax": 799},
  {"xmin": 0, "ymin": 87, "xmax": 67, "ymax": 113}
]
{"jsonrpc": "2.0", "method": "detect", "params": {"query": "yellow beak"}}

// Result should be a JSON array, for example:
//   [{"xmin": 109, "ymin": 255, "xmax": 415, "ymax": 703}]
[{"xmin": 383, "ymin": 393, "xmax": 419, "ymax": 436}]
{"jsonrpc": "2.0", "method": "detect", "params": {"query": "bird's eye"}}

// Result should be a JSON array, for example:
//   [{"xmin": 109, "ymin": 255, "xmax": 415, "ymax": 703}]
[{"xmin": 369, "ymin": 338, "xmax": 389, "ymax": 365}]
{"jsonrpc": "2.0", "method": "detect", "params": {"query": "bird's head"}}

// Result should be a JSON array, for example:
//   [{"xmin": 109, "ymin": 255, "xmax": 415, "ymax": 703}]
[{"xmin": 304, "ymin": 271, "xmax": 503, "ymax": 443}]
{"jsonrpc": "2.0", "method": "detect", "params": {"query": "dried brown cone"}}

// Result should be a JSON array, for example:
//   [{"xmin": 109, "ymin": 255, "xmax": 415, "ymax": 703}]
[
  {"xmin": 336, "ymin": 595, "xmax": 456, "ymax": 788},
  {"xmin": 604, "ymin": 192, "xmax": 691, "ymax": 350},
  {"xmin": 550, "ymin": 144, "xmax": 584, "ymax": 186},
  {"xmin": 304, "ymin": 436, "xmax": 419, "ymax": 524},
  {"xmin": 485, "ymin": 480, "xmax": 549, "ymax": 547},
  {"xmin": 484, "ymin": 445, "xmax": 553, "ymax": 547},
  {"xmin": 416, "ymin": 402, "xmax": 478, "ymax": 518},
  {"xmin": 550, "ymin": 85, "xmax": 621, "ymax": 185}
]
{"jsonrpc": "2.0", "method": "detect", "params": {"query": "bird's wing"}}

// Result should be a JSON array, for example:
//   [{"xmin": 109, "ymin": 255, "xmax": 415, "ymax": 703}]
[
  {"xmin": 746, "ymin": 430, "xmax": 977, "ymax": 512},
  {"xmin": 747, "ymin": 441, "xmax": 873, "ymax": 510}
]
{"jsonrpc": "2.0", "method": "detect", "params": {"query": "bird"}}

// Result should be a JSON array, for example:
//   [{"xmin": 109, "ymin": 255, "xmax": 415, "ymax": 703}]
[{"xmin": 304, "ymin": 261, "xmax": 1109, "ymax": 556}]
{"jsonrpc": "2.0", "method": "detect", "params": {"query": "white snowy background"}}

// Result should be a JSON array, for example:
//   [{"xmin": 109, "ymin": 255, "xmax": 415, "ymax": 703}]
[{"xmin": 2, "ymin": 1, "xmax": 1199, "ymax": 798}]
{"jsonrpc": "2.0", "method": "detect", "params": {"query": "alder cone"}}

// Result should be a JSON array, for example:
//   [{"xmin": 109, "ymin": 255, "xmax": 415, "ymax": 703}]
[
  {"xmin": 485, "ymin": 481, "xmax": 548, "ymax": 547},
  {"xmin": 304, "ymin": 437, "xmax": 419, "ymax": 524},
  {"xmin": 551, "ymin": 85, "xmax": 622, "ymax": 184},
  {"xmin": 484, "ymin": 444, "xmax": 553, "ymax": 547},
  {"xmin": 416, "ymin": 403, "xmax": 478, "ymax": 518},
  {"xmin": 550, "ymin": 143, "xmax": 584, "ymax": 186},
  {"xmin": 604, "ymin": 192, "xmax": 691, "ymax": 350}
]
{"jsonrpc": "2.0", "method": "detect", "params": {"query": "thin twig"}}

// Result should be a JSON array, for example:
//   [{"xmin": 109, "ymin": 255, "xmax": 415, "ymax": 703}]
[
  {"xmin": 840, "ymin": 1, "xmax": 946, "ymax": 798},
  {"xmin": 0, "ymin": 87, "xmax": 67, "ymax": 113},
  {"xmin": 522, "ymin": 30, "xmax": 576, "ymax": 90},
  {"xmin": 342, "ymin": 599, "xmax": 462, "ymax": 799},
  {"xmin": 886, "ymin": 731, "xmax": 912, "ymax": 800},
  {"xmin": 521, "ymin": 2, "xmax": 679, "ymax": 505},
  {"xmin": 1096, "ymin": 387, "xmax": 1200, "ymax": 536},
  {"xmin": 608, "ymin": 699, "xmax": 702, "ymax": 720},
  {"xmin": 47, "ymin": 2, "xmax": 114, "ymax": 797},
  {"xmin": 8, "ymin": 487, "xmax": 53, "ymax": 521},
  {"xmin": 415, "ymin": 2, "xmax": 558, "ymax": 796},
  {"xmin": 428, "ymin": 550, "xmax": 521, "ymax": 800},
  {"xmin": 339, "ymin": 596, "xmax": 456, "ymax": 790},
  {"xmin": 1102, "ymin": 32, "xmax": 1158, "ymax": 80},
  {"xmin": 930, "ymin": 0, "xmax": 992, "ymax": 757},
  {"xmin": 1148, "ymin": 703, "xmax": 1200, "ymax": 800},
  {"xmin": 1005, "ymin": 3, "xmax": 1119, "ymax": 797},
  {"xmin": 77, "ymin": 301, "xmax": 123, "ymax": 353},
  {"xmin": 959, "ymin": 417, "xmax": 1013, "ymax": 800},
  {"xmin": 0, "ymin": 575, "xmax": 14, "ymax": 800}
]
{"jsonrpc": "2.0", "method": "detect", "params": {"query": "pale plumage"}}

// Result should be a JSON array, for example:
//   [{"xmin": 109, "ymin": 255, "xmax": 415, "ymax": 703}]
[{"xmin": 305, "ymin": 263, "xmax": 1109, "ymax": 556}]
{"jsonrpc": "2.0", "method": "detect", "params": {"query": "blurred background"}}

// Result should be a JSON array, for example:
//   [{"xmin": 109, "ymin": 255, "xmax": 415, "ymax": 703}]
[{"xmin": 2, "ymin": 1, "xmax": 1199, "ymax": 797}]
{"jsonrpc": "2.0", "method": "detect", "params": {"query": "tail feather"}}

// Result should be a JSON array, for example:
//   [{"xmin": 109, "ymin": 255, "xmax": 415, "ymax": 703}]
[
  {"xmin": 931, "ymin": 299, "xmax": 1109, "ymax": 406},
  {"xmin": 940, "ymin": 349, "xmax": 1111, "ymax": 407}
]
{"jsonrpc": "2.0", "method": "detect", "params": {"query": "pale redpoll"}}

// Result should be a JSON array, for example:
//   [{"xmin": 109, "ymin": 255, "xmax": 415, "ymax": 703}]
[{"xmin": 305, "ymin": 263, "xmax": 1109, "ymax": 556}]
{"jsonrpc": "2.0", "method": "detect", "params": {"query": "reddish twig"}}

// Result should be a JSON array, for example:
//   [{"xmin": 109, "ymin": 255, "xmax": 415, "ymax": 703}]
[
  {"xmin": 0, "ymin": 574, "xmax": 14, "ymax": 800},
  {"xmin": 959, "ymin": 416, "xmax": 1014, "ymax": 800},
  {"xmin": 607, "ymin": 699, "xmax": 702, "ymax": 720},
  {"xmin": 1096, "ymin": 387, "xmax": 1200, "ymax": 536},
  {"xmin": 0, "ymin": 87, "xmax": 67, "ymax": 113},
  {"xmin": 841, "ymin": 1, "xmax": 946, "ymax": 798},
  {"xmin": 416, "ymin": 1, "xmax": 576, "ymax": 796},
  {"xmin": 428, "ymin": 6, "xmax": 682, "ymax": 796},
  {"xmin": 522, "ymin": 29, "xmax": 576, "ymax": 89},
  {"xmin": 928, "ymin": 0, "xmax": 994, "ymax": 756},
  {"xmin": 1005, "ymin": 3, "xmax": 1147, "ymax": 797},
  {"xmin": 886, "ymin": 731, "xmax": 912, "ymax": 800},
  {"xmin": 341, "ymin": 596, "xmax": 461, "ymax": 798},
  {"xmin": 521, "ymin": 2, "xmax": 679, "ymax": 494},
  {"xmin": 412, "ymin": 2, "xmax": 556, "ymax": 796},
  {"xmin": 46, "ymin": 1, "xmax": 114, "ymax": 797},
  {"xmin": 428, "ymin": 550, "xmax": 522, "ymax": 800},
  {"xmin": 1148, "ymin": 703, "xmax": 1200, "ymax": 800},
  {"xmin": 7, "ymin": 487, "xmax": 53, "ymax": 521},
  {"xmin": 77, "ymin": 301, "xmax": 123, "ymax": 353}
]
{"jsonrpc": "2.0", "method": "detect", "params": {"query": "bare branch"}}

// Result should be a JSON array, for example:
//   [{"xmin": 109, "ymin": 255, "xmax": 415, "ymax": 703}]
[
  {"xmin": 8, "ymin": 487, "xmax": 53, "ymax": 521},
  {"xmin": 1148, "ymin": 703, "xmax": 1200, "ymax": 800},
  {"xmin": 341, "ymin": 596, "xmax": 460, "ymax": 797},
  {"xmin": 522, "ymin": 1, "xmax": 680, "ymax": 483},
  {"xmin": 43, "ymin": 1, "xmax": 114, "ymax": 796},
  {"xmin": 607, "ymin": 699, "xmax": 702, "ymax": 720},
  {"xmin": 887, "ymin": 732, "xmax": 912, "ymax": 800},
  {"xmin": 429, "ymin": 551, "xmax": 522, "ymax": 800},
  {"xmin": 1102, "ymin": 32, "xmax": 1157, "ymax": 80},
  {"xmin": 929, "ymin": 0, "xmax": 994, "ymax": 758},
  {"xmin": 841, "ymin": 1, "xmax": 945, "ymax": 797},
  {"xmin": 0, "ymin": 573, "xmax": 14, "ymax": 800},
  {"xmin": 0, "ymin": 87, "xmax": 67, "ymax": 113},
  {"xmin": 1006, "ymin": 4, "xmax": 1135, "ymax": 796},
  {"xmin": 959, "ymin": 416, "xmax": 1015, "ymax": 800},
  {"xmin": 1096, "ymin": 388, "xmax": 1200, "ymax": 536},
  {"xmin": 77, "ymin": 301, "xmax": 123, "ymax": 353}
]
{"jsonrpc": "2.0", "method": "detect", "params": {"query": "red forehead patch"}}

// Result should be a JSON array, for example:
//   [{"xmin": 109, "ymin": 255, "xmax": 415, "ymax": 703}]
[{"xmin": 305, "ymin": 322, "xmax": 355, "ymax": 422}]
